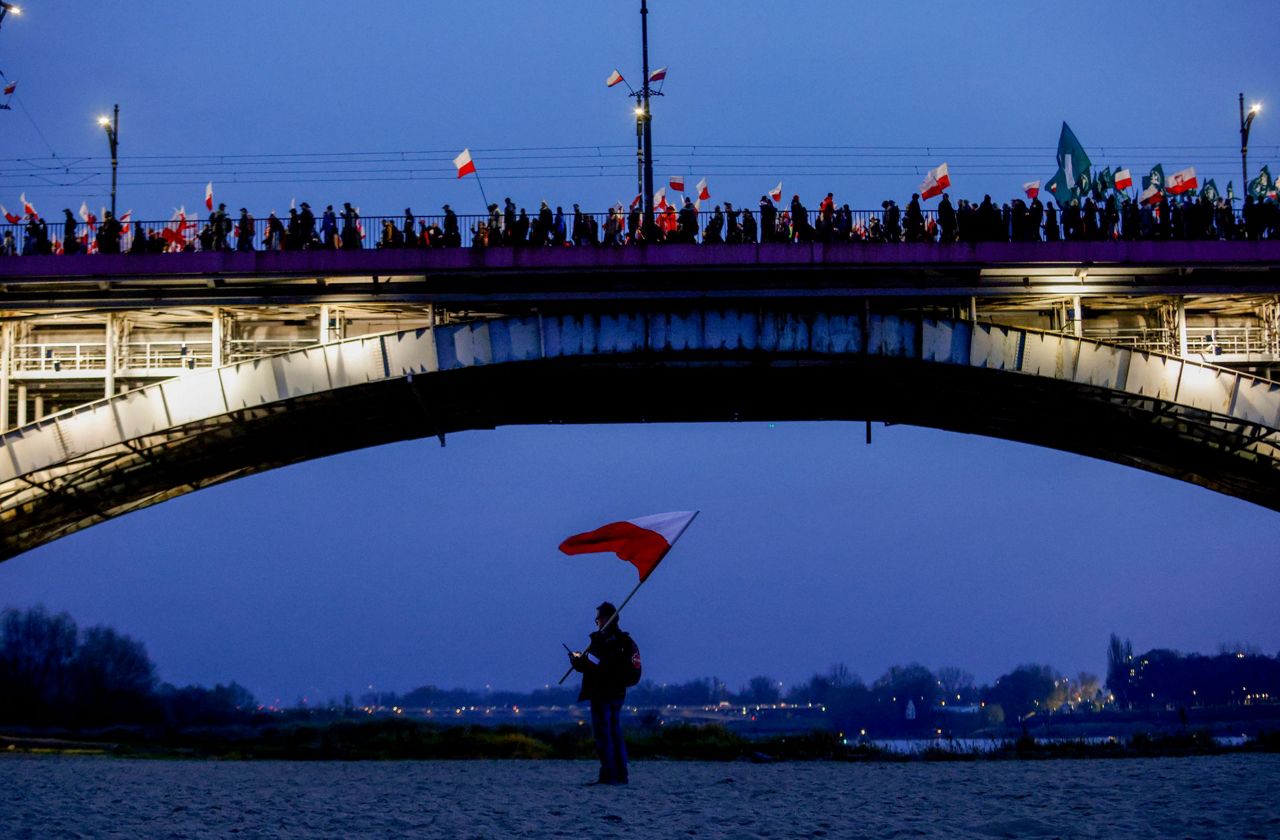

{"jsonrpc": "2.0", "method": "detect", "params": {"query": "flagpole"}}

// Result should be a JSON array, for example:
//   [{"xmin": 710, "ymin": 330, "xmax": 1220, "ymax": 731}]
[
  {"xmin": 472, "ymin": 172, "xmax": 490, "ymax": 214},
  {"xmin": 557, "ymin": 577, "xmax": 646, "ymax": 686}
]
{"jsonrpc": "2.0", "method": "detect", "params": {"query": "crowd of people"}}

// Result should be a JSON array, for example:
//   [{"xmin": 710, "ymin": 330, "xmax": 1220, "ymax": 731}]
[{"xmin": 3, "ymin": 189, "xmax": 1278, "ymax": 257}]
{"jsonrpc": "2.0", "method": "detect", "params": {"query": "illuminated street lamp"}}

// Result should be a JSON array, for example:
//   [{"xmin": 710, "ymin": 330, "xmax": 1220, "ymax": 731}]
[
  {"xmin": 1239, "ymin": 93, "xmax": 1261, "ymax": 195},
  {"xmin": 0, "ymin": 2, "xmax": 21, "ymax": 30},
  {"xmin": 98, "ymin": 104, "xmax": 119, "ymax": 216}
]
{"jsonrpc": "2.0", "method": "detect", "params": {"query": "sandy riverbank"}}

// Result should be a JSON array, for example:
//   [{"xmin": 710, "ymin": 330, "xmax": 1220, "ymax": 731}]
[{"xmin": 4, "ymin": 754, "xmax": 1279, "ymax": 838}]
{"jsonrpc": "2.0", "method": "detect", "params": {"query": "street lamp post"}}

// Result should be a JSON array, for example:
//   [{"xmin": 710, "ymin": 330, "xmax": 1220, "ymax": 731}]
[
  {"xmin": 639, "ymin": 0, "xmax": 654, "ymax": 219},
  {"xmin": 1239, "ymin": 92, "xmax": 1260, "ymax": 195},
  {"xmin": 98, "ymin": 104, "xmax": 119, "ymax": 216}
]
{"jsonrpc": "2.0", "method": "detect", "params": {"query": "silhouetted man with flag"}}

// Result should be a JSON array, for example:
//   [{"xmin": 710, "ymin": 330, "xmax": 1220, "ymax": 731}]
[{"xmin": 568, "ymin": 602, "xmax": 638, "ymax": 785}]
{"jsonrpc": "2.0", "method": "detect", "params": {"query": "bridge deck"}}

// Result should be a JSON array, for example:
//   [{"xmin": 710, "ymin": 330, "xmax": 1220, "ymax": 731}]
[{"xmin": 1, "ymin": 241, "xmax": 1279, "ymax": 309}]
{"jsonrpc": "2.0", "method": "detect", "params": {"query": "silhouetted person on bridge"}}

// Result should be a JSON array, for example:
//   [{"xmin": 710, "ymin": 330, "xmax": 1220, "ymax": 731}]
[
  {"xmin": 760, "ymin": 196, "xmax": 777, "ymax": 243},
  {"xmin": 321, "ymin": 205, "xmax": 338, "ymax": 248},
  {"xmin": 938, "ymin": 194, "xmax": 956, "ymax": 243},
  {"xmin": 62, "ymin": 209, "xmax": 80, "ymax": 255},
  {"xmin": 97, "ymin": 211, "xmax": 122, "ymax": 254},
  {"xmin": 237, "ymin": 208, "xmax": 255, "ymax": 251},
  {"xmin": 341, "ymin": 203, "xmax": 361, "ymax": 249},
  {"xmin": 568, "ymin": 601, "xmax": 639, "ymax": 786},
  {"xmin": 299, "ymin": 203, "xmax": 316, "ymax": 247},
  {"xmin": 442, "ymin": 205, "xmax": 460, "ymax": 247},
  {"xmin": 741, "ymin": 205, "xmax": 757, "ymax": 244}
]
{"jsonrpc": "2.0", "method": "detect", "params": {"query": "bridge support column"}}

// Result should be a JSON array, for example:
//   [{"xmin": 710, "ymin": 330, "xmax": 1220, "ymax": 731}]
[
  {"xmin": 211, "ymin": 309, "xmax": 223, "ymax": 368},
  {"xmin": 319, "ymin": 305, "xmax": 331, "ymax": 345},
  {"xmin": 104, "ymin": 315, "xmax": 116, "ymax": 399},
  {"xmin": 15, "ymin": 384, "xmax": 25, "ymax": 427},
  {"xmin": 1072, "ymin": 296, "xmax": 1083, "ymax": 338},
  {"xmin": 0, "ymin": 323, "xmax": 10, "ymax": 430},
  {"xmin": 33, "ymin": 394, "xmax": 42, "ymax": 422},
  {"xmin": 1176, "ymin": 298, "xmax": 1189, "ymax": 357}
]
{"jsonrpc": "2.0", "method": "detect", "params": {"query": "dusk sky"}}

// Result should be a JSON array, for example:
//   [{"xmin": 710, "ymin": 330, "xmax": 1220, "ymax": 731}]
[{"xmin": 1, "ymin": 2, "xmax": 1278, "ymax": 705}]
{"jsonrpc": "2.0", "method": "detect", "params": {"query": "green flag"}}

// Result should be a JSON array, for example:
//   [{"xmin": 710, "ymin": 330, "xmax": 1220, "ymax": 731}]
[
  {"xmin": 1201, "ymin": 179, "xmax": 1220, "ymax": 203},
  {"xmin": 1056, "ymin": 122, "xmax": 1093, "ymax": 190},
  {"xmin": 1046, "ymin": 167, "xmax": 1075, "ymax": 206},
  {"xmin": 1099, "ymin": 167, "xmax": 1114, "ymax": 191},
  {"xmin": 1248, "ymin": 165, "xmax": 1273, "ymax": 199},
  {"xmin": 1142, "ymin": 164, "xmax": 1165, "ymax": 193},
  {"xmin": 1227, "ymin": 181, "xmax": 1235, "ymax": 202}
]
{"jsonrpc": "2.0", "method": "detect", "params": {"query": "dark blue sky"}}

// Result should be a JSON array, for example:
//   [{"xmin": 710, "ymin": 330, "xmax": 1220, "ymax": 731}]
[{"xmin": 1, "ymin": 2, "xmax": 1278, "ymax": 704}]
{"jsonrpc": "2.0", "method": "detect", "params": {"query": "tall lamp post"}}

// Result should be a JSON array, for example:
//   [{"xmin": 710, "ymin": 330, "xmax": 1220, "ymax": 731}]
[
  {"xmin": 97, "ymin": 105, "xmax": 119, "ymax": 216},
  {"xmin": 1239, "ymin": 93, "xmax": 1260, "ymax": 195},
  {"xmin": 638, "ymin": 0, "xmax": 654, "ymax": 219}
]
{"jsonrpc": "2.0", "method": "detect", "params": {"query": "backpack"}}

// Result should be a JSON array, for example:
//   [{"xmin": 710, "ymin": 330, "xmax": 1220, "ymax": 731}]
[{"xmin": 619, "ymin": 632, "xmax": 642, "ymax": 688}]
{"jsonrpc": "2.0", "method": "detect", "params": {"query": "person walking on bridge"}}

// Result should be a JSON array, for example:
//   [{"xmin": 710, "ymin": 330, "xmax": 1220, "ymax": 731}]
[
  {"xmin": 236, "ymin": 208, "xmax": 255, "ymax": 251},
  {"xmin": 568, "ymin": 601, "xmax": 639, "ymax": 786},
  {"xmin": 341, "ymin": 203, "xmax": 361, "ymax": 250}
]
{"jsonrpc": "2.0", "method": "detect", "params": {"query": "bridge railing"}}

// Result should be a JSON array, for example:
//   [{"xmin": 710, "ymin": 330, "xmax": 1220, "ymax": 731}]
[{"xmin": 1, "ymin": 206, "xmax": 1254, "ymax": 254}]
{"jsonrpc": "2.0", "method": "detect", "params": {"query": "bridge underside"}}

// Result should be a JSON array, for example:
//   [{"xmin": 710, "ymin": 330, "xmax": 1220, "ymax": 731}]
[{"xmin": 4, "ymin": 348, "xmax": 1277, "ymax": 561}]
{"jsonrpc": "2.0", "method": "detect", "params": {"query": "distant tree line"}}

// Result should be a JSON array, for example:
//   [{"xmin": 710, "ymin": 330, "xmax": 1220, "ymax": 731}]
[
  {"xmin": 0, "ymin": 606, "xmax": 255, "ymax": 729},
  {"xmin": 6, "ymin": 606, "xmax": 1278, "ymax": 732},
  {"xmin": 1106, "ymin": 632, "xmax": 1280, "ymax": 709}
]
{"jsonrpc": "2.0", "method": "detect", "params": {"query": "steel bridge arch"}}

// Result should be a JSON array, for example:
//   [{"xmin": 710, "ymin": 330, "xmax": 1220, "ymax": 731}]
[{"xmin": 2, "ymin": 308, "xmax": 1279, "ymax": 561}]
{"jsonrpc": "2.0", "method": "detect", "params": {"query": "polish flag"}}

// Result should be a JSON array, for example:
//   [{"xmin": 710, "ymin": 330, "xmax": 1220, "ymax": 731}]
[
  {"xmin": 919, "ymin": 163, "xmax": 950, "ymax": 200},
  {"xmin": 1, "ymin": 205, "xmax": 19, "ymax": 224},
  {"xmin": 605, "ymin": 69, "xmax": 625, "ymax": 88},
  {"xmin": 648, "ymin": 66, "xmax": 667, "ymax": 82},
  {"xmin": 1113, "ymin": 169, "xmax": 1133, "ymax": 191},
  {"xmin": 3, "ymin": 81, "xmax": 15, "ymax": 96},
  {"xmin": 654, "ymin": 186, "xmax": 668, "ymax": 210},
  {"xmin": 559, "ymin": 511, "xmax": 700, "ymax": 582},
  {"xmin": 695, "ymin": 178, "xmax": 710, "ymax": 201},
  {"xmin": 453, "ymin": 148, "xmax": 476, "ymax": 179},
  {"xmin": 79, "ymin": 202, "xmax": 97, "ymax": 230},
  {"xmin": 1023, "ymin": 181, "xmax": 1040, "ymax": 199},
  {"xmin": 1139, "ymin": 184, "xmax": 1162, "ymax": 205},
  {"xmin": 20, "ymin": 193, "xmax": 36, "ymax": 217},
  {"xmin": 119, "ymin": 209, "xmax": 132, "ymax": 235},
  {"xmin": 1167, "ymin": 167, "xmax": 1198, "ymax": 195},
  {"xmin": 669, "ymin": 176, "xmax": 685, "ymax": 192},
  {"xmin": 629, "ymin": 194, "xmax": 642, "ymax": 210},
  {"xmin": 204, "ymin": 182, "xmax": 214, "ymax": 211},
  {"xmin": 769, "ymin": 182, "xmax": 783, "ymax": 202}
]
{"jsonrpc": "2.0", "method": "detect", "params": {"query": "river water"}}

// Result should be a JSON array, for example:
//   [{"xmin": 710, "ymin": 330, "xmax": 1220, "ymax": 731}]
[{"xmin": 4, "ymin": 754, "xmax": 1278, "ymax": 838}]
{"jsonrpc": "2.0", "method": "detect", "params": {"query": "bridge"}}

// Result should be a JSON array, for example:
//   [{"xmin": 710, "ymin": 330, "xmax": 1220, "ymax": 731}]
[{"xmin": 0, "ymin": 239, "xmax": 1279, "ymax": 560}]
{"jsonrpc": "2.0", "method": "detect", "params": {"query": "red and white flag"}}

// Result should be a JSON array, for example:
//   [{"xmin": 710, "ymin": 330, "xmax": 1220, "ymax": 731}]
[
  {"xmin": 204, "ymin": 182, "xmax": 214, "ymax": 211},
  {"xmin": 648, "ymin": 66, "xmax": 667, "ymax": 83},
  {"xmin": 1167, "ymin": 167, "xmax": 1198, "ymax": 195},
  {"xmin": 2, "ymin": 81, "xmax": 15, "ymax": 96},
  {"xmin": 605, "ymin": 69, "xmax": 625, "ymax": 88},
  {"xmin": 559, "ymin": 511, "xmax": 699, "ymax": 582},
  {"xmin": 769, "ymin": 182, "xmax": 783, "ymax": 202},
  {"xmin": 20, "ymin": 193, "xmax": 36, "ymax": 217},
  {"xmin": 668, "ymin": 176, "xmax": 685, "ymax": 192},
  {"xmin": 1139, "ymin": 184, "xmax": 1162, "ymax": 205},
  {"xmin": 1, "ymin": 205, "xmax": 19, "ymax": 224},
  {"xmin": 1113, "ymin": 169, "xmax": 1133, "ymax": 191},
  {"xmin": 453, "ymin": 148, "xmax": 476, "ymax": 179},
  {"xmin": 79, "ymin": 202, "xmax": 97, "ymax": 230},
  {"xmin": 919, "ymin": 163, "xmax": 950, "ymax": 200},
  {"xmin": 119, "ymin": 209, "xmax": 132, "ymax": 235},
  {"xmin": 1023, "ymin": 180, "xmax": 1040, "ymax": 199},
  {"xmin": 695, "ymin": 178, "xmax": 710, "ymax": 201},
  {"xmin": 654, "ymin": 186, "xmax": 668, "ymax": 210},
  {"xmin": 629, "ymin": 194, "xmax": 642, "ymax": 210}
]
